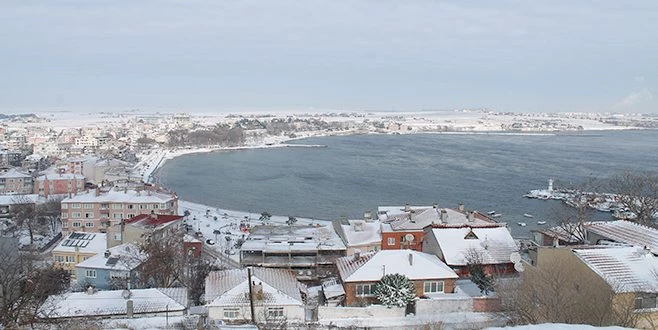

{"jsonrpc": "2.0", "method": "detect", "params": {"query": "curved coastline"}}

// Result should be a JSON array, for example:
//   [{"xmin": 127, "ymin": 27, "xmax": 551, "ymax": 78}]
[{"xmin": 147, "ymin": 127, "xmax": 650, "ymax": 224}]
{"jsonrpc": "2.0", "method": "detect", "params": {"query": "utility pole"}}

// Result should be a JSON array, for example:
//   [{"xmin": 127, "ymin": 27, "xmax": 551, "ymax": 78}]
[{"xmin": 247, "ymin": 267, "xmax": 256, "ymax": 324}]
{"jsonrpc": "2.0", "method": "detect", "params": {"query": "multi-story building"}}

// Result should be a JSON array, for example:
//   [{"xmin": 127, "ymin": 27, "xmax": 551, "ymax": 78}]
[
  {"xmin": 34, "ymin": 173, "xmax": 86, "ymax": 198},
  {"xmin": 0, "ymin": 150, "xmax": 21, "ymax": 167},
  {"xmin": 52, "ymin": 232, "xmax": 107, "ymax": 279},
  {"xmin": 240, "ymin": 225, "xmax": 346, "ymax": 282},
  {"xmin": 60, "ymin": 186, "xmax": 178, "ymax": 233},
  {"xmin": 378, "ymin": 203, "xmax": 497, "ymax": 251},
  {"xmin": 106, "ymin": 213, "xmax": 183, "ymax": 249},
  {"xmin": 0, "ymin": 168, "xmax": 34, "ymax": 194}
]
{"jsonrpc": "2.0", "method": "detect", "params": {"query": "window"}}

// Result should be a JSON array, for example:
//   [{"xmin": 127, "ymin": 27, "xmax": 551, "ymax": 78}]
[
  {"xmin": 84, "ymin": 212, "xmax": 94, "ymax": 219},
  {"xmin": 72, "ymin": 203, "xmax": 81, "ymax": 209},
  {"xmin": 127, "ymin": 214, "xmax": 135, "ymax": 219},
  {"xmin": 85, "ymin": 269, "xmax": 97, "ymax": 278},
  {"xmin": 62, "ymin": 222, "xmax": 68, "ymax": 228},
  {"xmin": 55, "ymin": 255, "xmax": 64, "ymax": 263},
  {"xmin": 635, "ymin": 295, "xmax": 658, "ymax": 310},
  {"xmin": 112, "ymin": 204, "xmax": 123, "ymax": 209},
  {"xmin": 61, "ymin": 204, "xmax": 68, "ymax": 209},
  {"xmin": 153, "ymin": 204, "xmax": 159, "ymax": 209},
  {"xmin": 113, "ymin": 213, "xmax": 122, "ymax": 219},
  {"xmin": 424, "ymin": 281, "xmax": 444, "ymax": 294},
  {"xmin": 85, "ymin": 222, "xmax": 94, "ymax": 228},
  {"xmin": 127, "ymin": 204, "xmax": 134, "ymax": 209},
  {"xmin": 139, "ymin": 204, "xmax": 146, "ymax": 209},
  {"xmin": 65, "ymin": 255, "xmax": 75, "ymax": 263},
  {"xmin": 356, "ymin": 284, "xmax": 375, "ymax": 296},
  {"xmin": 266, "ymin": 307, "xmax": 284, "ymax": 319},
  {"xmin": 71, "ymin": 212, "xmax": 81, "ymax": 218},
  {"xmin": 387, "ymin": 237, "xmax": 395, "ymax": 246},
  {"xmin": 72, "ymin": 222, "xmax": 81, "ymax": 228},
  {"xmin": 114, "ymin": 233, "xmax": 122, "ymax": 241},
  {"xmin": 100, "ymin": 203, "xmax": 109, "ymax": 209},
  {"xmin": 223, "ymin": 308, "xmax": 240, "ymax": 318},
  {"xmin": 83, "ymin": 203, "xmax": 93, "ymax": 209},
  {"xmin": 61, "ymin": 212, "xmax": 68, "ymax": 218}
]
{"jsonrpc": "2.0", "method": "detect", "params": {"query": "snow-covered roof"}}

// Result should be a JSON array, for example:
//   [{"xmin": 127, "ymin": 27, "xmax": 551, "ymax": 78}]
[
  {"xmin": 62, "ymin": 188, "xmax": 176, "ymax": 204},
  {"xmin": 242, "ymin": 225, "xmax": 346, "ymax": 252},
  {"xmin": 573, "ymin": 246, "xmax": 658, "ymax": 293},
  {"xmin": 337, "ymin": 219, "xmax": 381, "ymax": 247},
  {"xmin": 41, "ymin": 287, "xmax": 187, "ymax": 319},
  {"xmin": 532, "ymin": 223, "xmax": 586, "ymax": 244},
  {"xmin": 205, "ymin": 268, "xmax": 304, "ymax": 307},
  {"xmin": 0, "ymin": 168, "xmax": 31, "ymax": 179},
  {"xmin": 0, "ymin": 194, "xmax": 40, "ymax": 205},
  {"xmin": 75, "ymin": 243, "xmax": 144, "ymax": 271},
  {"xmin": 430, "ymin": 227, "xmax": 518, "ymax": 266},
  {"xmin": 52, "ymin": 232, "xmax": 107, "ymax": 255},
  {"xmin": 378, "ymin": 206, "xmax": 495, "ymax": 231},
  {"xmin": 36, "ymin": 173, "xmax": 85, "ymax": 181},
  {"xmin": 586, "ymin": 220, "xmax": 658, "ymax": 254},
  {"xmin": 336, "ymin": 250, "xmax": 458, "ymax": 283},
  {"xmin": 322, "ymin": 277, "xmax": 346, "ymax": 299},
  {"xmin": 125, "ymin": 214, "xmax": 183, "ymax": 230}
]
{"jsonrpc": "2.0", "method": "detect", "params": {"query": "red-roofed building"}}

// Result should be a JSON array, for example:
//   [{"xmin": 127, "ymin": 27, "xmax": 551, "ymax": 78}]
[{"xmin": 106, "ymin": 212, "xmax": 183, "ymax": 249}]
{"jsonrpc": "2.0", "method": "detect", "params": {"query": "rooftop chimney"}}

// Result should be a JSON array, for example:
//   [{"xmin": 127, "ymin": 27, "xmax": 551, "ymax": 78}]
[
  {"xmin": 126, "ymin": 299, "xmax": 134, "ymax": 318},
  {"xmin": 440, "ymin": 209, "xmax": 448, "ymax": 223},
  {"xmin": 364, "ymin": 210, "xmax": 372, "ymax": 221},
  {"xmin": 408, "ymin": 253, "xmax": 413, "ymax": 266},
  {"xmin": 95, "ymin": 187, "xmax": 100, "ymax": 197},
  {"xmin": 458, "ymin": 203, "xmax": 465, "ymax": 212},
  {"xmin": 104, "ymin": 250, "xmax": 111, "ymax": 258},
  {"xmin": 468, "ymin": 211, "xmax": 475, "ymax": 222},
  {"xmin": 404, "ymin": 203, "xmax": 411, "ymax": 212},
  {"xmin": 433, "ymin": 203, "xmax": 438, "ymax": 209}
]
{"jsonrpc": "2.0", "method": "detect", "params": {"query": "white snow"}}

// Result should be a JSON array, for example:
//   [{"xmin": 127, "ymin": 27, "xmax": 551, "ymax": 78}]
[
  {"xmin": 486, "ymin": 324, "xmax": 633, "ymax": 330},
  {"xmin": 430, "ymin": 227, "xmax": 518, "ymax": 266},
  {"xmin": 336, "ymin": 250, "xmax": 458, "ymax": 282}
]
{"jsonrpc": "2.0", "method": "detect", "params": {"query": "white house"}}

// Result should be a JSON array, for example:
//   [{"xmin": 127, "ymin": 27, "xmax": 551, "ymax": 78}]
[{"xmin": 205, "ymin": 267, "xmax": 306, "ymax": 323}]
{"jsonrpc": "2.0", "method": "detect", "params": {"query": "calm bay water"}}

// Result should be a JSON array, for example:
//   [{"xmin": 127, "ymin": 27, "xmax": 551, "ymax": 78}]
[{"xmin": 157, "ymin": 130, "xmax": 658, "ymax": 237}]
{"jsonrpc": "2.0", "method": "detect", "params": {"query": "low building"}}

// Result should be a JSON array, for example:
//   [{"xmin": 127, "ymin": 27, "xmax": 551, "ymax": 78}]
[
  {"xmin": 40, "ymin": 287, "xmax": 188, "ymax": 320},
  {"xmin": 335, "ymin": 250, "xmax": 459, "ymax": 306},
  {"xmin": 240, "ymin": 225, "xmax": 346, "ymax": 282},
  {"xmin": 332, "ymin": 216, "xmax": 381, "ymax": 256},
  {"xmin": 205, "ymin": 267, "xmax": 306, "ymax": 323},
  {"xmin": 106, "ymin": 213, "xmax": 183, "ymax": 249},
  {"xmin": 52, "ymin": 232, "xmax": 107, "ymax": 278},
  {"xmin": 378, "ymin": 204, "xmax": 497, "ymax": 251},
  {"xmin": 586, "ymin": 220, "xmax": 658, "ymax": 254},
  {"xmin": 422, "ymin": 225, "xmax": 518, "ymax": 277},
  {"xmin": 75, "ymin": 243, "xmax": 144, "ymax": 290}
]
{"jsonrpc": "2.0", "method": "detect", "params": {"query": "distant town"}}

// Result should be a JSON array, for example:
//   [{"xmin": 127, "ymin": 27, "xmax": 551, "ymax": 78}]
[{"xmin": 1, "ymin": 109, "xmax": 658, "ymax": 329}]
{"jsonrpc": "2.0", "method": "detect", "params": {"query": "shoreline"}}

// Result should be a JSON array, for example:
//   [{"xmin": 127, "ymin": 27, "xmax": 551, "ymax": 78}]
[{"xmin": 143, "ymin": 127, "xmax": 650, "ymax": 225}]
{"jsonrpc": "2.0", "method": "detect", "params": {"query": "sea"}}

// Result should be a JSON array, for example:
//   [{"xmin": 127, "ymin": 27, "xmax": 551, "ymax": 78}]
[{"xmin": 156, "ymin": 129, "xmax": 658, "ymax": 237}]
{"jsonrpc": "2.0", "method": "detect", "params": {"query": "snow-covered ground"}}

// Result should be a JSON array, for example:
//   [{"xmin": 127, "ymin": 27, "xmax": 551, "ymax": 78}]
[{"xmin": 486, "ymin": 324, "xmax": 633, "ymax": 330}]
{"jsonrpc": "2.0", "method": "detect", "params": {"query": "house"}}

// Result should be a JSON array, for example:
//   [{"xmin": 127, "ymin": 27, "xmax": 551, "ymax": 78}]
[
  {"xmin": 335, "ymin": 249, "xmax": 459, "ymax": 306},
  {"xmin": 332, "ymin": 214, "xmax": 381, "ymax": 256},
  {"xmin": 240, "ymin": 225, "xmax": 346, "ymax": 282},
  {"xmin": 0, "ymin": 168, "xmax": 33, "ymax": 194},
  {"xmin": 0, "ymin": 194, "xmax": 39, "ymax": 217},
  {"xmin": 529, "ymin": 246, "xmax": 658, "ymax": 329},
  {"xmin": 585, "ymin": 220, "xmax": 658, "ymax": 254},
  {"xmin": 422, "ymin": 225, "xmax": 518, "ymax": 277},
  {"xmin": 106, "ymin": 213, "xmax": 183, "ymax": 249},
  {"xmin": 60, "ymin": 185, "xmax": 178, "ymax": 233},
  {"xmin": 531, "ymin": 223, "xmax": 587, "ymax": 247},
  {"xmin": 34, "ymin": 173, "xmax": 86, "ymax": 198},
  {"xmin": 40, "ymin": 287, "xmax": 188, "ymax": 320},
  {"xmin": 205, "ymin": 267, "xmax": 306, "ymax": 323},
  {"xmin": 378, "ymin": 204, "xmax": 497, "ymax": 251},
  {"xmin": 75, "ymin": 243, "xmax": 144, "ymax": 290},
  {"xmin": 52, "ymin": 232, "xmax": 107, "ymax": 278}
]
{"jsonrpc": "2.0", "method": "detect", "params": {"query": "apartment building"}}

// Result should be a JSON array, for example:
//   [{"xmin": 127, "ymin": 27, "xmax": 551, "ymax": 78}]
[
  {"xmin": 34, "ymin": 173, "xmax": 86, "ymax": 198},
  {"xmin": 0, "ymin": 168, "xmax": 34, "ymax": 194},
  {"xmin": 52, "ymin": 232, "xmax": 107, "ymax": 278},
  {"xmin": 61, "ymin": 186, "xmax": 178, "ymax": 233}
]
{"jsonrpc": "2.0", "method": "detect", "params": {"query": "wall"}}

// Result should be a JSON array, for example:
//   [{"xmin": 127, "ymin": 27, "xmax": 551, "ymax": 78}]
[
  {"xmin": 318, "ymin": 305, "xmax": 405, "ymax": 320},
  {"xmin": 381, "ymin": 230, "xmax": 423, "ymax": 251},
  {"xmin": 473, "ymin": 297, "xmax": 501, "ymax": 312},
  {"xmin": 208, "ymin": 304, "xmax": 305, "ymax": 323},
  {"xmin": 416, "ymin": 297, "xmax": 473, "ymax": 314}
]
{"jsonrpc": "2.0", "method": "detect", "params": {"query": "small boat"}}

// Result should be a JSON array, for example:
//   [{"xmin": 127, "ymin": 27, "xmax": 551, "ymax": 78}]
[
  {"xmin": 517, "ymin": 222, "xmax": 527, "ymax": 227},
  {"xmin": 537, "ymin": 221, "xmax": 547, "ymax": 225},
  {"xmin": 487, "ymin": 211, "xmax": 497, "ymax": 215},
  {"xmin": 491, "ymin": 213, "xmax": 502, "ymax": 218},
  {"xmin": 523, "ymin": 213, "xmax": 534, "ymax": 218}
]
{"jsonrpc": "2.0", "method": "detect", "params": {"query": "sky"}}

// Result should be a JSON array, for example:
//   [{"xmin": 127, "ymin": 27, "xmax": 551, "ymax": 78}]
[{"xmin": 1, "ymin": 0, "xmax": 657, "ymax": 113}]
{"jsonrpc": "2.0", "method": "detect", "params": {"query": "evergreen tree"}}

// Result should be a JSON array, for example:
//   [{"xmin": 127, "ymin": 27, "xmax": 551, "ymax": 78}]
[
  {"xmin": 374, "ymin": 273, "xmax": 416, "ymax": 307},
  {"xmin": 469, "ymin": 263, "xmax": 495, "ymax": 295}
]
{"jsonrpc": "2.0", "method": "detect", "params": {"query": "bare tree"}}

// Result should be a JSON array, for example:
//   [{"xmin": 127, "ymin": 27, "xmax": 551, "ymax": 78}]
[
  {"xmin": 496, "ymin": 249, "xmax": 638, "ymax": 327},
  {"xmin": 610, "ymin": 171, "xmax": 658, "ymax": 226},
  {"xmin": 552, "ymin": 178, "xmax": 599, "ymax": 244},
  {"xmin": 36, "ymin": 197, "xmax": 63, "ymax": 234},
  {"xmin": 10, "ymin": 195, "xmax": 41, "ymax": 246},
  {"xmin": 0, "ymin": 238, "xmax": 70, "ymax": 328}
]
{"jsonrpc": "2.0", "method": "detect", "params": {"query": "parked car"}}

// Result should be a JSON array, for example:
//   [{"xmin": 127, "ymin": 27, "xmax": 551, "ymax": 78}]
[{"xmin": 206, "ymin": 239, "xmax": 215, "ymax": 245}]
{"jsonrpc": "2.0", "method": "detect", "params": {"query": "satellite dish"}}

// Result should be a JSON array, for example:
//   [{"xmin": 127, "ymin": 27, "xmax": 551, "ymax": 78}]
[
  {"xmin": 510, "ymin": 252, "xmax": 522, "ymax": 263},
  {"xmin": 405, "ymin": 234, "xmax": 415, "ymax": 242},
  {"xmin": 514, "ymin": 262, "xmax": 525, "ymax": 272},
  {"xmin": 121, "ymin": 289, "xmax": 131, "ymax": 299}
]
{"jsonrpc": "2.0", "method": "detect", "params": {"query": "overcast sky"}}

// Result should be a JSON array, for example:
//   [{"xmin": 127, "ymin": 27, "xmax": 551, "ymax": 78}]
[{"xmin": 1, "ymin": 0, "xmax": 656, "ymax": 113}]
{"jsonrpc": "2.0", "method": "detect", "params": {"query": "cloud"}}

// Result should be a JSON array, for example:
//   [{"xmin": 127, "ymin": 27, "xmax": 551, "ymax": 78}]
[{"xmin": 613, "ymin": 88, "xmax": 653, "ymax": 108}]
